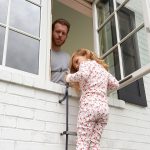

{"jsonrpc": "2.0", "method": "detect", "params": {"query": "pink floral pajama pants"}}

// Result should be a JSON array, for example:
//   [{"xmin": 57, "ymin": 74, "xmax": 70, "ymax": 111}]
[{"xmin": 76, "ymin": 98, "xmax": 109, "ymax": 150}]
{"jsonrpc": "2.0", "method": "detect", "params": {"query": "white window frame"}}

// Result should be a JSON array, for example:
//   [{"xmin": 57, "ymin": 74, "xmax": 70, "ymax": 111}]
[
  {"xmin": 92, "ymin": 0, "xmax": 150, "ymax": 86},
  {"xmin": 0, "ymin": 0, "xmax": 51, "ymax": 84},
  {"xmin": 143, "ymin": 0, "xmax": 150, "ymax": 52}
]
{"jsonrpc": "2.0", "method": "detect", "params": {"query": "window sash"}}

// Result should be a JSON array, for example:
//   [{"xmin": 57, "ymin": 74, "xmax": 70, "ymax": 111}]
[
  {"xmin": 100, "ymin": 23, "xmax": 144, "ymax": 59},
  {"xmin": 0, "ymin": 0, "xmax": 51, "ymax": 81},
  {"xmin": 92, "ymin": 0, "xmax": 149, "ymax": 106},
  {"xmin": 2, "ymin": 0, "xmax": 41, "ymax": 66},
  {"xmin": 97, "ymin": 0, "xmax": 129, "ymax": 32},
  {"xmin": 93, "ymin": 0, "xmax": 146, "ymax": 80}
]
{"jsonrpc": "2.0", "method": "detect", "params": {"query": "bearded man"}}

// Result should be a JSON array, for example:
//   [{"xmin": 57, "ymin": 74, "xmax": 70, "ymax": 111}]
[{"xmin": 51, "ymin": 19, "xmax": 70, "ymax": 85}]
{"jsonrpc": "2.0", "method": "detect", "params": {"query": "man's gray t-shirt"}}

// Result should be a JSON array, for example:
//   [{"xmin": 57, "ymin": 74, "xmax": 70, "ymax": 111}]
[{"xmin": 51, "ymin": 50, "xmax": 70, "ymax": 85}]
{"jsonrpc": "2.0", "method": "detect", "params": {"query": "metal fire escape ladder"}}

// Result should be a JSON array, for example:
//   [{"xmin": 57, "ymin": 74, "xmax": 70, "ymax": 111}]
[{"xmin": 58, "ymin": 84, "xmax": 77, "ymax": 150}]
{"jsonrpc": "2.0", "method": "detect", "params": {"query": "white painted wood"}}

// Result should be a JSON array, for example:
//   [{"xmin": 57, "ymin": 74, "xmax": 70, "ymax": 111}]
[
  {"xmin": 143, "ymin": 0, "xmax": 150, "ymax": 57},
  {"xmin": 2, "ymin": 0, "xmax": 11, "ymax": 66},
  {"xmin": 119, "ymin": 63, "xmax": 150, "ymax": 89},
  {"xmin": 92, "ymin": 1, "xmax": 100, "ymax": 56},
  {"xmin": 57, "ymin": 0, "xmax": 92, "ymax": 17},
  {"xmin": 113, "ymin": 0, "xmax": 124, "ymax": 79}
]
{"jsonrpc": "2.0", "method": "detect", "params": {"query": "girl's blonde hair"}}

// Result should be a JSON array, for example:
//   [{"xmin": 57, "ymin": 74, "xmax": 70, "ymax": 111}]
[{"xmin": 69, "ymin": 48, "xmax": 108, "ymax": 92}]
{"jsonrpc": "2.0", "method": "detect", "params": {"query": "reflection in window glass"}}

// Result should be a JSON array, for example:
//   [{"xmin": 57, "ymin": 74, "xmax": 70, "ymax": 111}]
[
  {"xmin": 105, "ymin": 49, "xmax": 120, "ymax": 99},
  {"xmin": 97, "ymin": 0, "xmax": 113, "ymax": 26},
  {"xmin": 121, "ymin": 29, "xmax": 150, "ymax": 76},
  {"xmin": 0, "ymin": 27, "xmax": 5, "ymax": 64},
  {"xmin": 105, "ymin": 50, "xmax": 119, "ymax": 77},
  {"xmin": 0, "ymin": 0, "xmax": 9, "ymax": 24},
  {"xmin": 121, "ymin": 35, "xmax": 139, "ymax": 76},
  {"xmin": 99, "ymin": 17, "xmax": 117, "ymax": 54},
  {"xmin": 97, "ymin": 1, "xmax": 117, "ymax": 54},
  {"xmin": 137, "ymin": 28, "xmax": 150, "ymax": 67},
  {"xmin": 6, "ymin": 30, "xmax": 39, "ymax": 74},
  {"xmin": 10, "ymin": 0, "xmax": 40, "ymax": 36},
  {"xmin": 117, "ymin": 0, "xmax": 144, "ymax": 40}
]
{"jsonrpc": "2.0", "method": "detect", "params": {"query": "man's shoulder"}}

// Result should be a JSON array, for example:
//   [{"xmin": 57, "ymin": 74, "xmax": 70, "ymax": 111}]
[
  {"xmin": 51, "ymin": 50, "xmax": 70, "ymax": 61},
  {"xmin": 60, "ymin": 51, "xmax": 70, "ymax": 59}
]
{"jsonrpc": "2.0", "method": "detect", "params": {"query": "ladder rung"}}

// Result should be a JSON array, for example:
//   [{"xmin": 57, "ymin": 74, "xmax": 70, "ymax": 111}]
[{"xmin": 61, "ymin": 131, "xmax": 77, "ymax": 136}]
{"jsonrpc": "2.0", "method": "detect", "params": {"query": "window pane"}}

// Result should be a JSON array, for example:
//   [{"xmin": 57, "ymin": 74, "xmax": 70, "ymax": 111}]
[
  {"xmin": 97, "ymin": 0, "xmax": 126, "ymax": 26},
  {"xmin": 97, "ymin": 0, "xmax": 113, "ymax": 27},
  {"xmin": 104, "ymin": 48, "xmax": 120, "ymax": 98},
  {"xmin": 117, "ymin": 0, "xmax": 144, "ymax": 39},
  {"xmin": 10, "ymin": 0, "xmax": 40, "ymax": 36},
  {"xmin": 137, "ymin": 28, "xmax": 150, "ymax": 67},
  {"xmin": 120, "ymin": 28, "xmax": 150, "ymax": 76},
  {"xmin": 119, "ymin": 29, "xmax": 147, "ymax": 106},
  {"xmin": 0, "ymin": 26, "xmax": 5, "ymax": 64},
  {"xmin": 99, "ymin": 17, "xmax": 117, "ymax": 55},
  {"xmin": 0, "ymin": 0, "xmax": 9, "ymax": 24},
  {"xmin": 104, "ymin": 48, "xmax": 121, "ymax": 79},
  {"xmin": 97, "ymin": 1, "xmax": 117, "ymax": 55},
  {"xmin": 121, "ymin": 35, "xmax": 138, "ymax": 76},
  {"xmin": 6, "ymin": 30, "xmax": 39, "ymax": 74}
]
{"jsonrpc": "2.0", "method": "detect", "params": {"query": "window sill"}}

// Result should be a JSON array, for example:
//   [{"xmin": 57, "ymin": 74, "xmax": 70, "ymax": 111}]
[
  {"xmin": 0, "ymin": 69, "xmax": 125, "ymax": 109},
  {"xmin": 0, "ymin": 68, "xmax": 77, "ymax": 97}
]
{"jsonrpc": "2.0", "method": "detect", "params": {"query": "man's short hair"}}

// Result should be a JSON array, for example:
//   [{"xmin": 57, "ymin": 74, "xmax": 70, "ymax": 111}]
[{"xmin": 52, "ymin": 18, "xmax": 70, "ymax": 33}]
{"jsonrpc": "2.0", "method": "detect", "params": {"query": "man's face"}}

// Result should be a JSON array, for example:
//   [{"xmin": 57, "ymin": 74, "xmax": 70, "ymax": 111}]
[{"xmin": 52, "ymin": 23, "xmax": 68, "ymax": 48}]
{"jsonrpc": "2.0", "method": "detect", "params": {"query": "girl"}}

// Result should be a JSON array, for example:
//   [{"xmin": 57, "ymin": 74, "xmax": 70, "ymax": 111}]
[{"xmin": 66, "ymin": 48, "xmax": 119, "ymax": 150}]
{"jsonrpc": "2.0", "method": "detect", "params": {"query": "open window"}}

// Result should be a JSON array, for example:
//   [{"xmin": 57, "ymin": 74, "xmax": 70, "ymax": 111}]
[
  {"xmin": 94, "ymin": 0, "xmax": 150, "ymax": 106},
  {"xmin": 52, "ymin": 0, "xmax": 94, "ymax": 56}
]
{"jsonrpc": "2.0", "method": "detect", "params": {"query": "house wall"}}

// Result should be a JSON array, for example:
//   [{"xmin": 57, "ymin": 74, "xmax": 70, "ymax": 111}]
[
  {"xmin": 0, "ymin": 77, "xmax": 79, "ymax": 150},
  {"xmin": 0, "ymin": 69, "xmax": 150, "ymax": 150}
]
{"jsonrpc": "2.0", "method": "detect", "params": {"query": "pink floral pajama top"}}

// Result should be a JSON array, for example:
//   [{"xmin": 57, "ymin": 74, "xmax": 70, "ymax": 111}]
[{"xmin": 66, "ymin": 60, "xmax": 119, "ymax": 103}]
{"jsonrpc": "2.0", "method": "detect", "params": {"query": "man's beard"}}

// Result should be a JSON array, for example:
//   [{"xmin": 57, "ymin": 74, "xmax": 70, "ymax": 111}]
[{"xmin": 52, "ymin": 38, "xmax": 66, "ymax": 47}]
